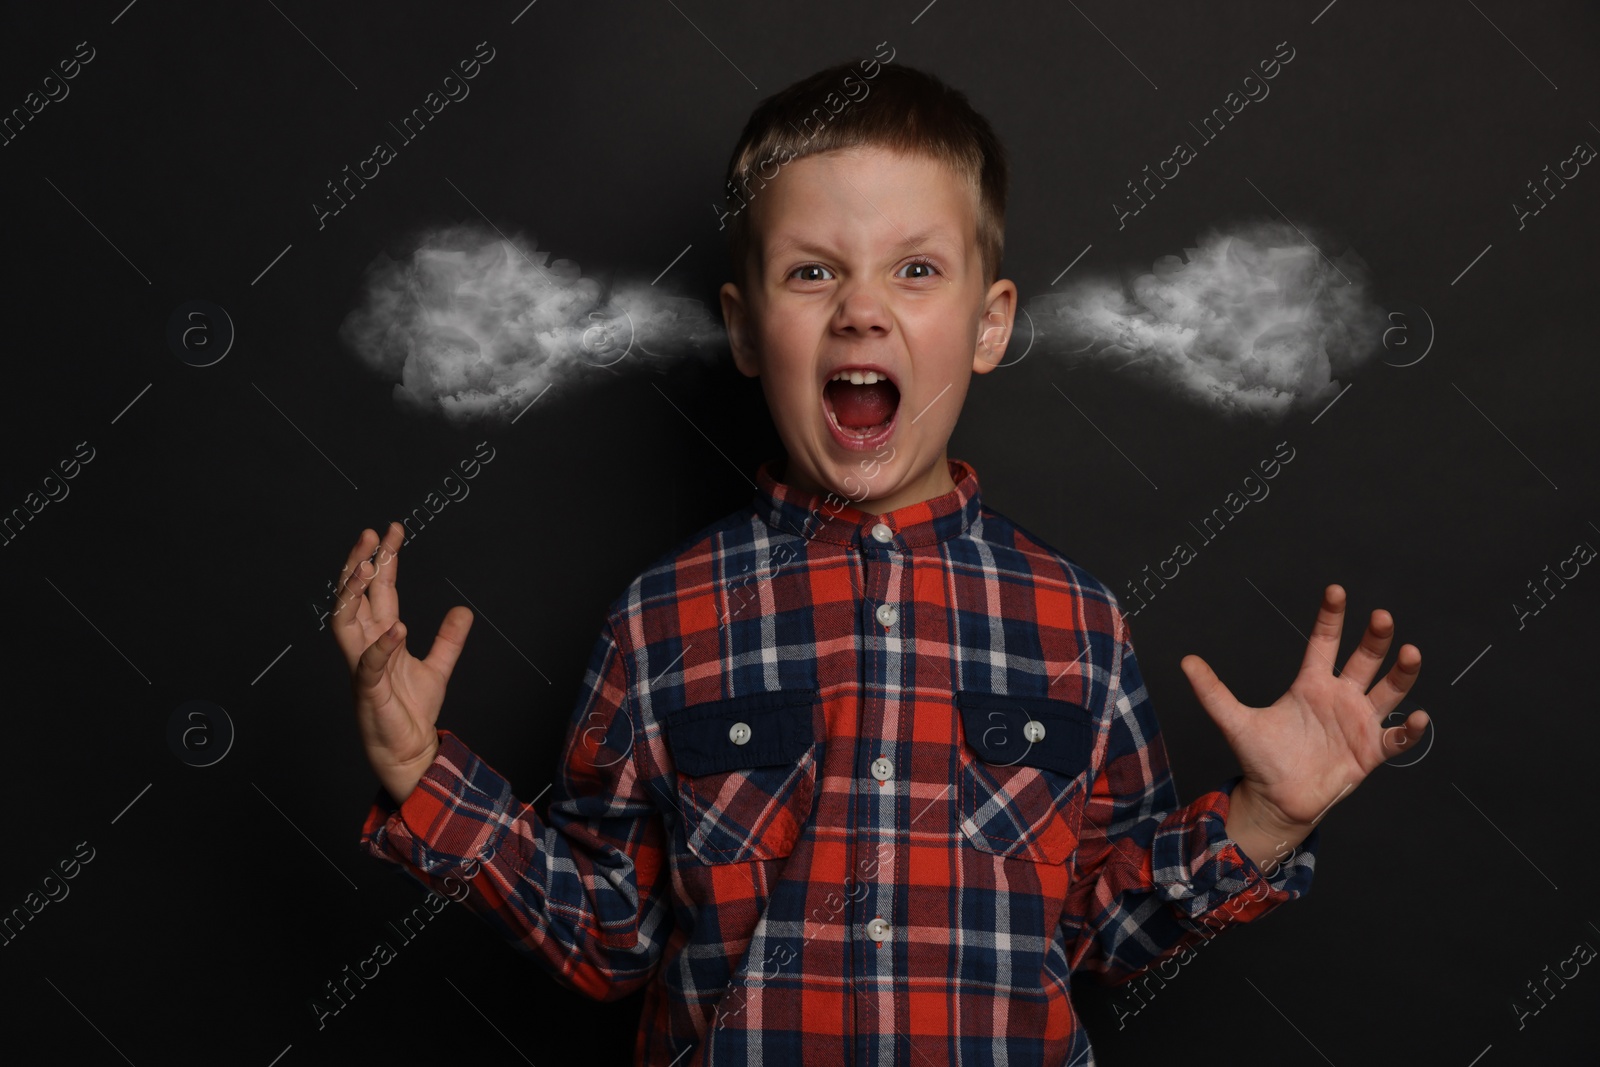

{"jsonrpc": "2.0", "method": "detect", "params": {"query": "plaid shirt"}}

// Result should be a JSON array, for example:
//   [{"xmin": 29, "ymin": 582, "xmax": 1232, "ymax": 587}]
[{"xmin": 360, "ymin": 456, "xmax": 1318, "ymax": 1065}]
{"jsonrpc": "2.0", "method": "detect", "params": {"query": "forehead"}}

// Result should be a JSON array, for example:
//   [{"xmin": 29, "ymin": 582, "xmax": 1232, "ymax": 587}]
[{"xmin": 751, "ymin": 145, "xmax": 978, "ymax": 261}]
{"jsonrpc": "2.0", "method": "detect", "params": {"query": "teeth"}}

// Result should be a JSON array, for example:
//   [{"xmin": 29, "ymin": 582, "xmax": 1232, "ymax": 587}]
[{"xmin": 830, "ymin": 370, "xmax": 885, "ymax": 384}]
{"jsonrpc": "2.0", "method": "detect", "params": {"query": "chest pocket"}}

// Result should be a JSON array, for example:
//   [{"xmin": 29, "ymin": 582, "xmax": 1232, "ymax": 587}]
[
  {"xmin": 955, "ymin": 690, "xmax": 1097, "ymax": 865},
  {"xmin": 662, "ymin": 688, "xmax": 821, "ymax": 865}
]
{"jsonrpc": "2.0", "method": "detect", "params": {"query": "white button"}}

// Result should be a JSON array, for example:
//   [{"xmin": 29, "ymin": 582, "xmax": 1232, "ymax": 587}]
[
  {"xmin": 870, "ymin": 757, "xmax": 894, "ymax": 781},
  {"xmin": 1023, "ymin": 719, "xmax": 1046, "ymax": 743},
  {"xmin": 871, "ymin": 522, "xmax": 894, "ymax": 543},
  {"xmin": 728, "ymin": 722, "xmax": 751, "ymax": 745},
  {"xmin": 875, "ymin": 603, "xmax": 898, "ymax": 627},
  {"xmin": 866, "ymin": 917, "xmax": 891, "ymax": 942}
]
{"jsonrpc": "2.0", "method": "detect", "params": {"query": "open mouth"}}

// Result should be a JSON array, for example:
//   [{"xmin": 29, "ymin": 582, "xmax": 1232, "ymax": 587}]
[{"xmin": 822, "ymin": 370, "xmax": 900, "ymax": 440}]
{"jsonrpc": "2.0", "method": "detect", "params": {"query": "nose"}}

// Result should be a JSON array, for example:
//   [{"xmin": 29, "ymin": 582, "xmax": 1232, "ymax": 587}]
[{"xmin": 830, "ymin": 278, "xmax": 893, "ymax": 337}]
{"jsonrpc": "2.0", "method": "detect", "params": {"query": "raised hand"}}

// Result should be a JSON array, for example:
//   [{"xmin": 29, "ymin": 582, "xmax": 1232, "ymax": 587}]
[
  {"xmin": 1178, "ymin": 584, "xmax": 1428, "ymax": 863},
  {"xmin": 330, "ymin": 521, "xmax": 475, "ymax": 804}
]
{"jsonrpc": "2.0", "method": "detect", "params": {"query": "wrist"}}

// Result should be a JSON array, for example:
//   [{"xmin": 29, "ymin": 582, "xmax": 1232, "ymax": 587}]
[
  {"xmin": 1226, "ymin": 781, "xmax": 1315, "ymax": 876},
  {"xmin": 382, "ymin": 733, "xmax": 441, "ymax": 806},
  {"xmin": 1233, "ymin": 779, "xmax": 1317, "ymax": 835}
]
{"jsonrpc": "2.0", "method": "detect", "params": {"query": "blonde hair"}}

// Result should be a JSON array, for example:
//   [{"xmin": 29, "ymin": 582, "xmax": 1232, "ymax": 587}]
[{"xmin": 718, "ymin": 57, "xmax": 1008, "ymax": 289}]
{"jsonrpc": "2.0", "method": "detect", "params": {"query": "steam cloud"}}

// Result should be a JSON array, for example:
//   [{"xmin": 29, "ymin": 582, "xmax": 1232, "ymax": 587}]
[
  {"xmin": 1027, "ymin": 220, "xmax": 1387, "ymax": 418},
  {"xmin": 338, "ymin": 222, "xmax": 726, "ymax": 425}
]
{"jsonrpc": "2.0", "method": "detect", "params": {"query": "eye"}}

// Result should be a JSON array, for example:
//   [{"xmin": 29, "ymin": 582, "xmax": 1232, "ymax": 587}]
[
  {"xmin": 897, "ymin": 258, "xmax": 939, "ymax": 279},
  {"xmin": 790, "ymin": 264, "xmax": 834, "ymax": 282}
]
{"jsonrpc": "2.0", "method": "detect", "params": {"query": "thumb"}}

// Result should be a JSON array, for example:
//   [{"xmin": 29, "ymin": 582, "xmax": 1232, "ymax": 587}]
[
  {"xmin": 422, "ymin": 606, "xmax": 474, "ymax": 681},
  {"xmin": 1180, "ymin": 654, "xmax": 1244, "ymax": 735}
]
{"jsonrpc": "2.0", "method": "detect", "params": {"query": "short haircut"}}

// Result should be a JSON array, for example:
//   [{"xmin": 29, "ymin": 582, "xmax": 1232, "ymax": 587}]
[{"xmin": 719, "ymin": 59, "xmax": 1009, "ymax": 290}]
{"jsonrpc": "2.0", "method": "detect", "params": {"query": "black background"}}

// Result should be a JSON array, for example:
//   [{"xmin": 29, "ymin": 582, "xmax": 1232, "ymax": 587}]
[{"xmin": 1, "ymin": 1, "xmax": 1596, "ymax": 1064}]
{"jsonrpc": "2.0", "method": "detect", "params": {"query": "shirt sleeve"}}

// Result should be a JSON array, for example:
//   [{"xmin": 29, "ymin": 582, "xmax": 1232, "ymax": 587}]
[
  {"xmin": 357, "ymin": 618, "xmax": 672, "ymax": 1001},
  {"xmin": 1063, "ymin": 608, "xmax": 1319, "ymax": 985}
]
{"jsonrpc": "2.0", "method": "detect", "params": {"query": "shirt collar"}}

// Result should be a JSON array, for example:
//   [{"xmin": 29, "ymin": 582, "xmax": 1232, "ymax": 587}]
[{"xmin": 753, "ymin": 456, "xmax": 982, "ymax": 549}]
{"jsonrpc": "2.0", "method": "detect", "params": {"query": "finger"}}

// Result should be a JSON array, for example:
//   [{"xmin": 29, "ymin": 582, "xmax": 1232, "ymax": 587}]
[
  {"xmin": 1180, "ymin": 654, "xmax": 1247, "ymax": 737},
  {"xmin": 1379, "ymin": 708, "xmax": 1429, "ymax": 761},
  {"xmin": 1366, "ymin": 643, "xmax": 1422, "ymax": 718},
  {"xmin": 422, "ymin": 606, "xmax": 474, "ymax": 683},
  {"xmin": 355, "ymin": 620, "xmax": 406, "ymax": 695},
  {"xmin": 1299, "ymin": 584, "xmax": 1347, "ymax": 677},
  {"xmin": 365, "ymin": 521, "xmax": 405, "ymax": 622},
  {"xmin": 335, "ymin": 528, "xmax": 377, "ymax": 600},
  {"xmin": 1338, "ymin": 608, "xmax": 1395, "ymax": 691},
  {"xmin": 328, "ymin": 559, "xmax": 378, "ymax": 671},
  {"xmin": 334, "ymin": 557, "xmax": 377, "ymax": 633},
  {"xmin": 332, "ymin": 528, "xmax": 382, "ymax": 624}
]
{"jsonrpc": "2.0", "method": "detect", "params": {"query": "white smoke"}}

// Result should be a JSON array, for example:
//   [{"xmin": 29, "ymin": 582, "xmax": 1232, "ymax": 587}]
[
  {"xmin": 338, "ymin": 222, "xmax": 726, "ymax": 425},
  {"xmin": 1027, "ymin": 220, "xmax": 1387, "ymax": 418}
]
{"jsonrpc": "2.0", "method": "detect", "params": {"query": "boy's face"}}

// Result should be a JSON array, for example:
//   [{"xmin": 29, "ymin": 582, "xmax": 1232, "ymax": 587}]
[{"xmin": 719, "ymin": 145, "xmax": 1016, "ymax": 515}]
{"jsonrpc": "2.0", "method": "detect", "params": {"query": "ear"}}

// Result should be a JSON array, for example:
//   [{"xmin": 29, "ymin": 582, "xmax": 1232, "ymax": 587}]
[
  {"xmin": 720, "ymin": 281, "xmax": 760, "ymax": 378},
  {"xmin": 972, "ymin": 278, "xmax": 1018, "ymax": 375}
]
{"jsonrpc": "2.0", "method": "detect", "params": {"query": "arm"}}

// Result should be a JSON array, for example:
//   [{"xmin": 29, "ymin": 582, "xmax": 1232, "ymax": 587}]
[
  {"xmin": 359, "ymin": 619, "xmax": 672, "ymax": 1001},
  {"xmin": 1063, "ymin": 614, "xmax": 1317, "ymax": 986},
  {"xmin": 1068, "ymin": 582, "xmax": 1428, "ymax": 987}
]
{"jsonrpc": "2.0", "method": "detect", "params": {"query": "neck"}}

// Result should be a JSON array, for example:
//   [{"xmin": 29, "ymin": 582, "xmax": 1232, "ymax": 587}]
[{"xmin": 781, "ymin": 453, "xmax": 957, "ymax": 516}]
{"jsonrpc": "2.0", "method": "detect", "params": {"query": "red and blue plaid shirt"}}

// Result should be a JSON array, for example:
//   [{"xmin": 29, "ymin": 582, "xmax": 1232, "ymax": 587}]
[{"xmin": 360, "ymin": 456, "xmax": 1318, "ymax": 1065}]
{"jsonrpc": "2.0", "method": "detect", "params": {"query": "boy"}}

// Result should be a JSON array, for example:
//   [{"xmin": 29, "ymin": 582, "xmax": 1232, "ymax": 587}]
[{"xmin": 335, "ymin": 59, "xmax": 1427, "ymax": 1065}]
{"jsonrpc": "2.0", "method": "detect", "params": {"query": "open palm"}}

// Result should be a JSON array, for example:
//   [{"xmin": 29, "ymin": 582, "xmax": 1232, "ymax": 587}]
[
  {"xmin": 331, "ymin": 521, "xmax": 474, "ymax": 799},
  {"xmin": 1179, "ymin": 583, "xmax": 1428, "ymax": 830}
]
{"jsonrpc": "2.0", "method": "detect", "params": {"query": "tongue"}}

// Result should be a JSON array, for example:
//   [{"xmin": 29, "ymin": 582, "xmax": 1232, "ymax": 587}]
[{"xmin": 826, "ymin": 380, "xmax": 898, "ymax": 429}]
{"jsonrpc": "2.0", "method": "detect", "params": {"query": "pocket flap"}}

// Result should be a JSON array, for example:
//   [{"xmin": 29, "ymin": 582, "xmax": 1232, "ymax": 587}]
[
  {"xmin": 664, "ymin": 688, "xmax": 819, "ymax": 776},
  {"xmin": 956, "ymin": 691, "xmax": 1095, "ymax": 777}
]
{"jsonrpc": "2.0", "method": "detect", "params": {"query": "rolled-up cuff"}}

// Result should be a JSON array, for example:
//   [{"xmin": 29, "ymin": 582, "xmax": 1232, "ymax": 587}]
[
  {"xmin": 1151, "ymin": 775, "xmax": 1319, "ymax": 923},
  {"xmin": 357, "ymin": 730, "xmax": 519, "ymax": 876}
]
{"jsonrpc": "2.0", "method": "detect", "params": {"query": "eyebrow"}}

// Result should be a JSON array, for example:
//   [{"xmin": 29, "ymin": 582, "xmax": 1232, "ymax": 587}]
[{"xmin": 764, "ymin": 228, "xmax": 959, "ymax": 262}]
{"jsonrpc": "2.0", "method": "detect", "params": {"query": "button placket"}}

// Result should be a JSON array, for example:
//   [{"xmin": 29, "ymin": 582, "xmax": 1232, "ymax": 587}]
[{"xmin": 854, "ymin": 516, "xmax": 898, "ymax": 987}]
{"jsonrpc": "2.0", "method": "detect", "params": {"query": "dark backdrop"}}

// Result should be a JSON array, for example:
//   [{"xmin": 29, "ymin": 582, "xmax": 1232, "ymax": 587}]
[{"xmin": 1, "ymin": 2, "xmax": 1595, "ymax": 1064}]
